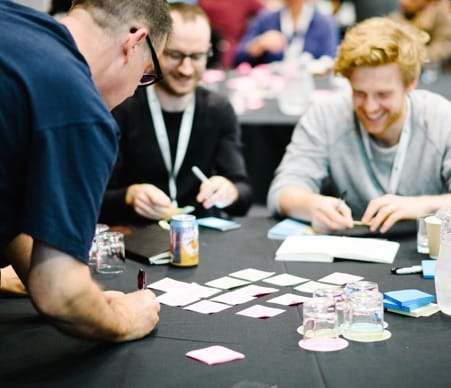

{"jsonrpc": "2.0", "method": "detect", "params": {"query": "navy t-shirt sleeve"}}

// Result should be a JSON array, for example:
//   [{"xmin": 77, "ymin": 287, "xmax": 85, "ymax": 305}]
[{"xmin": 22, "ymin": 121, "xmax": 118, "ymax": 263}]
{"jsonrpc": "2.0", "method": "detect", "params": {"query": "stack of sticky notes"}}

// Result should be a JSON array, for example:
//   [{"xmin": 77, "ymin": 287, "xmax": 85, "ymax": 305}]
[{"xmin": 383, "ymin": 289, "xmax": 439, "ymax": 317}]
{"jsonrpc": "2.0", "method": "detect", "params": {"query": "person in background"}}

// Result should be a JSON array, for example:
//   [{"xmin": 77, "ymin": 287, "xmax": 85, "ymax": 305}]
[
  {"xmin": 0, "ymin": 0, "xmax": 172, "ymax": 341},
  {"xmin": 391, "ymin": 0, "xmax": 451, "ymax": 66},
  {"xmin": 198, "ymin": 0, "xmax": 265, "ymax": 68},
  {"xmin": 234, "ymin": 0, "xmax": 339, "ymax": 67},
  {"xmin": 267, "ymin": 17, "xmax": 451, "ymax": 233},
  {"xmin": 99, "ymin": 2, "xmax": 252, "ymax": 227}
]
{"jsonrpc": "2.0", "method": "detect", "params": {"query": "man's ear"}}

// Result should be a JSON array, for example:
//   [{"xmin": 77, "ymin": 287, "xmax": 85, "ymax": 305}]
[
  {"xmin": 123, "ymin": 27, "xmax": 147, "ymax": 63},
  {"xmin": 406, "ymin": 78, "xmax": 418, "ymax": 92}
]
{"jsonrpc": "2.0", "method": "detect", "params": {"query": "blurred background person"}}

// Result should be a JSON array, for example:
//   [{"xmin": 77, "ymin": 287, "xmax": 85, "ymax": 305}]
[
  {"xmin": 198, "ymin": 0, "xmax": 265, "ymax": 69},
  {"xmin": 391, "ymin": 0, "xmax": 451, "ymax": 68},
  {"xmin": 234, "ymin": 0, "xmax": 339, "ymax": 67},
  {"xmin": 267, "ymin": 17, "xmax": 451, "ymax": 234},
  {"xmin": 99, "ymin": 2, "xmax": 252, "ymax": 227}
]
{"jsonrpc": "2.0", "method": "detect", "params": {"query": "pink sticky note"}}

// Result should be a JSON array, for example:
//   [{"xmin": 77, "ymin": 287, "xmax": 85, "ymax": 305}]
[
  {"xmin": 266, "ymin": 293, "xmax": 311, "ymax": 306},
  {"xmin": 186, "ymin": 345, "xmax": 245, "ymax": 365}
]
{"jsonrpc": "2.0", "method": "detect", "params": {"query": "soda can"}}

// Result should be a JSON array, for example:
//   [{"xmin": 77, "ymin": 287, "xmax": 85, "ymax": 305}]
[{"xmin": 170, "ymin": 214, "xmax": 199, "ymax": 267}]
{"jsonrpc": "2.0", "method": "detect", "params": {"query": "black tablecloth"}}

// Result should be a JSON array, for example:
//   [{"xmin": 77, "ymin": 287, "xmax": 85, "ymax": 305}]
[{"xmin": 1, "ymin": 217, "xmax": 451, "ymax": 388}]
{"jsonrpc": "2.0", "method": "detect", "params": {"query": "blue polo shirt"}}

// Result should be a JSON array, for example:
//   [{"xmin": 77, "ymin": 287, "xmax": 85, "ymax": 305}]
[{"xmin": 0, "ymin": 1, "xmax": 119, "ymax": 263}]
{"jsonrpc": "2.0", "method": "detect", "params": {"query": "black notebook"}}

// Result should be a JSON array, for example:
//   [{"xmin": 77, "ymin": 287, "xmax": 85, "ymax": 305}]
[{"xmin": 124, "ymin": 224, "xmax": 171, "ymax": 265}]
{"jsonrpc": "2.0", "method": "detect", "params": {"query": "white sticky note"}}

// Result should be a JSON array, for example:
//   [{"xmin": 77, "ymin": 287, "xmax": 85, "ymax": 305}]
[
  {"xmin": 294, "ymin": 281, "xmax": 342, "ymax": 294},
  {"xmin": 317, "ymin": 272, "xmax": 364, "ymax": 285},
  {"xmin": 157, "ymin": 292, "xmax": 200, "ymax": 307},
  {"xmin": 147, "ymin": 277, "xmax": 189, "ymax": 292},
  {"xmin": 184, "ymin": 300, "xmax": 232, "ymax": 314},
  {"xmin": 263, "ymin": 273, "xmax": 310, "ymax": 286},
  {"xmin": 236, "ymin": 304, "xmax": 286, "ymax": 319},
  {"xmin": 234, "ymin": 284, "xmax": 279, "ymax": 297},
  {"xmin": 205, "ymin": 276, "xmax": 251, "ymax": 290},
  {"xmin": 211, "ymin": 291, "xmax": 257, "ymax": 305},
  {"xmin": 229, "ymin": 268, "xmax": 276, "ymax": 282}
]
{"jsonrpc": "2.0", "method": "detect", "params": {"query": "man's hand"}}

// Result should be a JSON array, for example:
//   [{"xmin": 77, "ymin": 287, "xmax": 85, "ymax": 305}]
[
  {"xmin": 125, "ymin": 183, "xmax": 175, "ymax": 220},
  {"xmin": 0, "ymin": 265, "xmax": 27, "ymax": 295},
  {"xmin": 247, "ymin": 30, "xmax": 286, "ymax": 56},
  {"xmin": 106, "ymin": 289, "xmax": 160, "ymax": 341},
  {"xmin": 310, "ymin": 194, "xmax": 354, "ymax": 233},
  {"xmin": 361, "ymin": 194, "xmax": 423, "ymax": 233},
  {"xmin": 196, "ymin": 176, "xmax": 238, "ymax": 209}
]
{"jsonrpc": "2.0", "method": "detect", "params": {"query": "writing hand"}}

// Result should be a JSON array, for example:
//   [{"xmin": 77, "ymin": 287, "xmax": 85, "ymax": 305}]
[
  {"xmin": 310, "ymin": 194, "xmax": 354, "ymax": 233},
  {"xmin": 125, "ymin": 183, "xmax": 175, "ymax": 220},
  {"xmin": 196, "ymin": 176, "xmax": 238, "ymax": 209}
]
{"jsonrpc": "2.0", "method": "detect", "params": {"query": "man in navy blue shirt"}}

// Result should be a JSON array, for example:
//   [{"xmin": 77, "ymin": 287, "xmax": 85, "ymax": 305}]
[{"xmin": 0, "ymin": 0, "xmax": 171, "ymax": 342}]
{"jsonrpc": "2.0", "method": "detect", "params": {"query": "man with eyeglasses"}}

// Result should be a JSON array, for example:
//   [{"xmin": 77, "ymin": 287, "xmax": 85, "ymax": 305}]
[
  {"xmin": 0, "ymin": 0, "xmax": 171, "ymax": 341},
  {"xmin": 99, "ymin": 2, "xmax": 252, "ymax": 226}
]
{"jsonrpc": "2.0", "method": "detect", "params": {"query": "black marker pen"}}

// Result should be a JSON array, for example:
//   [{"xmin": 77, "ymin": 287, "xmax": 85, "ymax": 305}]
[{"xmin": 137, "ymin": 268, "xmax": 147, "ymax": 289}]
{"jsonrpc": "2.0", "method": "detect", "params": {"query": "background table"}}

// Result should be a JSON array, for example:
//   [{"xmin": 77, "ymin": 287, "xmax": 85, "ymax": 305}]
[
  {"xmin": 1, "ymin": 217, "xmax": 451, "ymax": 388},
  {"xmin": 233, "ymin": 72, "xmax": 451, "ymax": 204}
]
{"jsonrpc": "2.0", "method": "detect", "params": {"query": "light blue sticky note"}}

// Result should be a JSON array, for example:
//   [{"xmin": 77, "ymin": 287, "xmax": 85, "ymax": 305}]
[
  {"xmin": 384, "ymin": 289, "xmax": 435, "ymax": 308},
  {"xmin": 422, "ymin": 260, "xmax": 436, "ymax": 279}
]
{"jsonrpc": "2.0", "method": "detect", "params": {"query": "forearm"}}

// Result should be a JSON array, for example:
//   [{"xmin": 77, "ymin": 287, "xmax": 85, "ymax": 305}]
[
  {"xmin": 414, "ymin": 193, "xmax": 451, "ymax": 216},
  {"xmin": 28, "ymin": 243, "xmax": 149, "ymax": 342},
  {"xmin": 278, "ymin": 187, "xmax": 323, "ymax": 221}
]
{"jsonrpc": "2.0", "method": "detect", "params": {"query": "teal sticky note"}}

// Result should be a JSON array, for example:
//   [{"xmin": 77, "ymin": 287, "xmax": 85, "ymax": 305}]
[
  {"xmin": 384, "ymin": 289, "xmax": 435, "ymax": 308},
  {"xmin": 422, "ymin": 260, "xmax": 436, "ymax": 279}
]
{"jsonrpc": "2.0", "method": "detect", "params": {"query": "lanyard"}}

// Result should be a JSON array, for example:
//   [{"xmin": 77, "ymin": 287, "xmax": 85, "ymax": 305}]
[
  {"xmin": 358, "ymin": 98, "xmax": 412, "ymax": 194},
  {"xmin": 146, "ymin": 86, "xmax": 195, "ymax": 202},
  {"xmin": 280, "ymin": 4, "xmax": 314, "ymax": 59}
]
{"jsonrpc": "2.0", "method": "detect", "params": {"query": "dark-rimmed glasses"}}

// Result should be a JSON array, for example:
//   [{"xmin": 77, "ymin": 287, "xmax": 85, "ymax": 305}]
[
  {"xmin": 132, "ymin": 29, "xmax": 163, "ymax": 88},
  {"xmin": 163, "ymin": 48, "xmax": 213, "ymax": 67}
]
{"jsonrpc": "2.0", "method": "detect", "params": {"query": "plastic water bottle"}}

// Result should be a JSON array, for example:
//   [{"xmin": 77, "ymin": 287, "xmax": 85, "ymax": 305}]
[{"xmin": 434, "ymin": 207, "xmax": 451, "ymax": 315}]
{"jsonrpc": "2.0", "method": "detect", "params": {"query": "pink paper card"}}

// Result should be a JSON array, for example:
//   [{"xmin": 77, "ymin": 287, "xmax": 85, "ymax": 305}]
[
  {"xmin": 156, "ymin": 292, "xmax": 200, "ymax": 307},
  {"xmin": 186, "ymin": 345, "xmax": 245, "ymax": 366},
  {"xmin": 266, "ymin": 293, "xmax": 311, "ymax": 306},
  {"xmin": 317, "ymin": 272, "xmax": 364, "ymax": 285},
  {"xmin": 183, "ymin": 300, "xmax": 232, "ymax": 314},
  {"xmin": 236, "ymin": 304, "xmax": 285, "ymax": 319},
  {"xmin": 211, "ymin": 291, "xmax": 256, "ymax": 306},
  {"xmin": 235, "ymin": 284, "xmax": 279, "ymax": 297},
  {"xmin": 147, "ymin": 277, "xmax": 189, "ymax": 292}
]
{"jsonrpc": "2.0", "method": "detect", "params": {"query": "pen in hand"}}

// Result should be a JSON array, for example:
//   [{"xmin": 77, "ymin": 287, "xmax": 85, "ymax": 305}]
[
  {"xmin": 336, "ymin": 190, "xmax": 347, "ymax": 211},
  {"xmin": 191, "ymin": 166, "xmax": 209, "ymax": 184},
  {"xmin": 137, "ymin": 268, "xmax": 147, "ymax": 290}
]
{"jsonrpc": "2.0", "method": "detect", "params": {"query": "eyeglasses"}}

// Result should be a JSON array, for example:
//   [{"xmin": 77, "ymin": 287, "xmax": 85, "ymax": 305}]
[
  {"xmin": 138, "ymin": 34, "xmax": 164, "ymax": 88},
  {"xmin": 163, "ymin": 48, "xmax": 213, "ymax": 66}
]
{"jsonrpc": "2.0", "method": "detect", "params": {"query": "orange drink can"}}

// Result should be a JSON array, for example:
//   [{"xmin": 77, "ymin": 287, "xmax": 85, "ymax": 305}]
[{"xmin": 169, "ymin": 214, "xmax": 199, "ymax": 267}]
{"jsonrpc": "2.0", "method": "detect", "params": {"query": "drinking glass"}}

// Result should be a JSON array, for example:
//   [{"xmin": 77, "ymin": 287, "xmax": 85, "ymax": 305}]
[
  {"xmin": 96, "ymin": 231, "xmax": 126, "ymax": 274},
  {"xmin": 88, "ymin": 224, "xmax": 109, "ymax": 266},
  {"xmin": 298, "ymin": 297, "xmax": 348, "ymax": 352}
]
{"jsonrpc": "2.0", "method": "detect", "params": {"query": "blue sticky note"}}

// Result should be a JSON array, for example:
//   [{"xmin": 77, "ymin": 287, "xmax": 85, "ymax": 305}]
[
  {"xmin": 422, "ymin": 260, "xmax": 436, "ymax": 279},
  {"xmin": 384, "ymin": 289, "xmax": 435, "ymax": 308}
]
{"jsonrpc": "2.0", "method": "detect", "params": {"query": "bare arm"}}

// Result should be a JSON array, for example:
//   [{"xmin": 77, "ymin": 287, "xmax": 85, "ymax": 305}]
[
  {"xmin": 278, "ymin": 186, "xmax": 353, "ymax": 232},
  {"xmin": 25, "ymin": 241, "xmax": 159, "ymax": 342}
]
